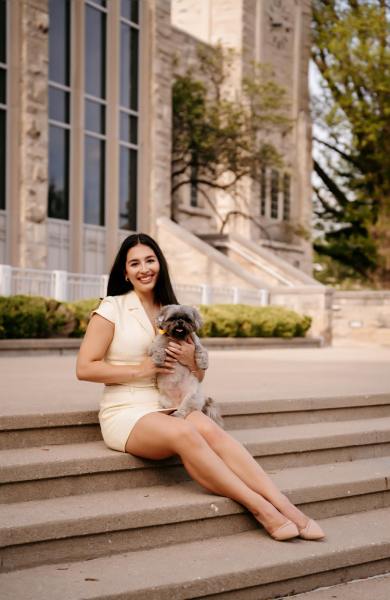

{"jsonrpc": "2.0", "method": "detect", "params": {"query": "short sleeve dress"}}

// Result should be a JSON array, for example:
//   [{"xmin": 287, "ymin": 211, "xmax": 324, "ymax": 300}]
[{"xmin": 92, "ymin": 290, "xmax": 173, "ymax": 452}]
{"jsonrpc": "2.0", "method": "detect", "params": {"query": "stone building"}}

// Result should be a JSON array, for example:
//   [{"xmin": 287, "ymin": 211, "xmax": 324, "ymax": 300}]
[{"xmin": 0, "ymin": 0, "xmax": 313, "ymax": 273}]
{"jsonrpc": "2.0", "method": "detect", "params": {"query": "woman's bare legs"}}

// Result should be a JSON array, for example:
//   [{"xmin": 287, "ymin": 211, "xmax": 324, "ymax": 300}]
[
  {"xmin": 186, "ymin": 411, "xmax": 321, "ymax": 532},
  {"xmin": 125, "ymin": 412, "xmax": 298, "ymax": 537}
]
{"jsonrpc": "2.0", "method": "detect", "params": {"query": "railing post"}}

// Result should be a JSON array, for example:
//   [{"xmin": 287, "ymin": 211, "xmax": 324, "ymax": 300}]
[
  {"xmin": 52, "ymin": 270, "xmax": 68, "ymax": 301},
  {"xmin": 0, "ymin": 264, "xmax": 12, "ymax": 296},
  {"xmin": 232, "ymin": 287, "xmax": 240, "ymax": 304},
  {"xmin": 259, "ymin": 289, "xmax": 269, "ymax": 306},
  {"xmin": 200, "ymin": 284, "xmax": 211, "ymax": 305},
  {"xmin": 100, "ymin": 274, "xmax": 109, "ymax": 298}
]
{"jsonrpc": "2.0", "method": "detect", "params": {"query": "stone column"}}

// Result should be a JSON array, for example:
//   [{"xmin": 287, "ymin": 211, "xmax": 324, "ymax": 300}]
[
  {"xmin": 147, "ymin": 0, "xmax": 174, "ymax": 237},
  {"xmin": 18, "ymin": 0, "xmax": 49, "ymax": 269}
]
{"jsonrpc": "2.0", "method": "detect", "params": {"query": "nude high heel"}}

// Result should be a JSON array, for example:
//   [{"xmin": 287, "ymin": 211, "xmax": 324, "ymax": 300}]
[
  {"xmin": 269, "ymin": 520, "xmax": 299, "ymax": 541},
  {"xmin": 298, "ymin": 519, "xmax": 325, "ymax": 540}
]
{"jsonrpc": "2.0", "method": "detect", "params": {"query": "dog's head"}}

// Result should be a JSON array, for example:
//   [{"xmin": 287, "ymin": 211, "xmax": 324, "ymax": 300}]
[{"xmin": 156, "ymin": 305, "xmax": 203, "ymax": 340}]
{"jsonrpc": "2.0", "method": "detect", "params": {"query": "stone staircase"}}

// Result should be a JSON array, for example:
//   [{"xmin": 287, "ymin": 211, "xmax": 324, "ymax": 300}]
[{"xmin": 1, "ymin": 393, "xmax": 390, "ymax": 599}]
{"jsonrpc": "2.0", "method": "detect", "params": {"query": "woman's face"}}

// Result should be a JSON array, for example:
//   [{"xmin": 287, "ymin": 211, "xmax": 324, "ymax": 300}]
[{"xmin": 125, "ymin": 243, "xmax": 160, "ymax": 294}]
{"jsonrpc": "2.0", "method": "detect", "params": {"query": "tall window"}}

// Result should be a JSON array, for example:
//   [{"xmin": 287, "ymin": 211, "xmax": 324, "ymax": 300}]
[
  {"xmin": 270, "ymin": 169, "xmax": 279, "ymax": 219},
  {"xmin": 0, "ymin": 0, "xmax": 7, "ymax": 210},
  {"xmin": 190, "ymin": 163, "xmax": 198, "ymax": 207},
  {"xmin": 84, "ymin": 0, "xmax": 107, "ymax": 226},
  {"xmin": 260, "ymin": 167, "xmax": 267, "ymax": 217},
  {"xmin": 48, "ymin": 0, "xmax": 71, "ymax": 220},
  {"xmin": 119, "ymin": 0, "xmax": 139, "ymax": 230},
  {"xmin": 283, "ymin": 173, "xmax": 291, "ymax": 221}
]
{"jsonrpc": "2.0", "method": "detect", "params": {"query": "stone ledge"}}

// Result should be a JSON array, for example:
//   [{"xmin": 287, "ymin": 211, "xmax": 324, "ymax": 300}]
[{"xmin": 0, "ymin": 336, "xmax": 323, "ymax": 355}]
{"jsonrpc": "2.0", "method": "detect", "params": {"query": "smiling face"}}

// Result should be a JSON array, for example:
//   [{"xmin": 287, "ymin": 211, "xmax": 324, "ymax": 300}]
[{"xmin": 125, "ymin": 243, "xmax": 160, "ymax": 295}]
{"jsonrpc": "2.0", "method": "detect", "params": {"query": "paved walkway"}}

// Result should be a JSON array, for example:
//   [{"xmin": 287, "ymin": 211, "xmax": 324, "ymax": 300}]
[{"xmin": 2, "ymin": 344, "xmax": 389, "ymax": 418}]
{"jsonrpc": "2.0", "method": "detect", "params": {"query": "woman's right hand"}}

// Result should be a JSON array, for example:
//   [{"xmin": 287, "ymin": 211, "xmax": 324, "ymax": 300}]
[{"xmin": 136, "ymin": 355, "xmax": 177, "ymax": 379}]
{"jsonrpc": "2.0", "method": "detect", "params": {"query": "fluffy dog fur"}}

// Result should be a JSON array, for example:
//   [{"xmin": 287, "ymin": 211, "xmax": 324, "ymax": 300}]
[{"xmin": 149, "ymin": 304, "xmax": 223, "ymax": 426}]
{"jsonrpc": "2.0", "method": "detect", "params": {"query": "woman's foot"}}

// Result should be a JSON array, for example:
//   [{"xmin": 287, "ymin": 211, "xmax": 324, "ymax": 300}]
[
  {"xmin": 253, "ymin": 507, "xmax": 299, "ymax": 541},
  {"xmin": 298, "ymin": 518, "xmax": 325, "ymax": 540},
  {"xmin": 269, "ymin": 520, "xmax": 299, "ymax": 541},
  {"xmin": 276, "ymin": 495, "xmax": 325, "ymax": 540}
]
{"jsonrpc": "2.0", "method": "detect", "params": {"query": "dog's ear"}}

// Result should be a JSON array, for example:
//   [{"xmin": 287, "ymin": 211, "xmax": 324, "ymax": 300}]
[
  {"xmin": 156, "ymin": 304, "xmax": 177, "ymax": 325},
  {"xmin": 191, "ymin": 307, "xmax": 203, "ymax": 330}
]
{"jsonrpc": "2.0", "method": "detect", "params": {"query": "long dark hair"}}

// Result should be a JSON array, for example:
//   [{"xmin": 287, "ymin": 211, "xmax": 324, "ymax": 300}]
[{"xmin": 106, "ymin": 233, "xmax": 178, "ymax": 305}]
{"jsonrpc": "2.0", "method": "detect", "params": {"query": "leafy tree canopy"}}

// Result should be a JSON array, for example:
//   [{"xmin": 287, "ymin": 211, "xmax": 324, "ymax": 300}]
[
  {"xmin": 171, "ymin": 43, "xmax": 291, "ymax": 232},
  {"xmin": 312, "ymin": 0, "xmax": 390, "ymax": 287}
]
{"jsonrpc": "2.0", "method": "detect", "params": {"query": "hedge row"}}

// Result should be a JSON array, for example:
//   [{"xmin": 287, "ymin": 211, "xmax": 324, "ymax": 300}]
[{"xmin": 0, "ymin": 296, "xmax": 311, "ymax": 339}]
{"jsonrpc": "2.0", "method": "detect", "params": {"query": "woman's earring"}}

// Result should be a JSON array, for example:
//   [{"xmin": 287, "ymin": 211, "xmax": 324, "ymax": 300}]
[{"xmin": 125, "ymin": 276, "xmax": 129, "ymax": 282}]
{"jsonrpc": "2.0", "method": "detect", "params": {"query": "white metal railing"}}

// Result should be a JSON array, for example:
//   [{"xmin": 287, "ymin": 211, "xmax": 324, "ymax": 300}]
[{"xmin": 0, "ymin": 264, "xmax": 269, "ymax": 306}]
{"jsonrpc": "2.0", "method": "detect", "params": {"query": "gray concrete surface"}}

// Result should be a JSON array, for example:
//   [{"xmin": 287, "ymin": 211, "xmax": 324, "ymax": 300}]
[
  {"xmin": 1, "ymin": 345, "xmax": 389, "ymax": 417},
  {"xmin": 282, "ymin": 572, "xmax": 390, "ymax": 600}
]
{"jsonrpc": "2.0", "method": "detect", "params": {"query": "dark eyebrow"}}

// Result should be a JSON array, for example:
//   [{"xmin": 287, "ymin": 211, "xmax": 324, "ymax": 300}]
[{"xmin": 128, "ymin": 255, "xmax": 156, "ymax": 263}]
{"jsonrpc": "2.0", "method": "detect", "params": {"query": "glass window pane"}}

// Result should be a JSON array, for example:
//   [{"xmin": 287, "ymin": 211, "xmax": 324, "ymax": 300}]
[
  {"xmin": 260, "ymin": 167, "xmax": 267, "ymax": 217},
  {"xmin": 49, "ymin": 0, "xmax": 70, "ymax": 86},
  {"xmin": 271, "ymin": 169, "xmax": 279, "ymax": 219},
  {"xmin": 49, "ymin": 87, "xmax": 70, "ymax": 123},
  {"xmin": 84, "ymin": 135, "xmax": 105, "ymax": 225},
  {"xmin": 0, "ymin": 68, "xmax": 5, "ymax": 105},
  {"xmin": 283, "ymin": 173, "xmax": 291, "ymax": 221},
  {"xmin": 119, "ymin": 147, "xmax": 137, "ymax": 230},
  {"xmin": 120, "ymin": 24, "xmax": 138, "ymax": 110},
  {"xmin": 0, "ymin": 109, "xmax": 5, "ymax": 209},
  {"xmin": 48, "ymin": 125, "xmax": 69, "ymax": 219},
  {"xmin": 0, "ymin": 0, "xmax": 6, "ymax": 64},
  {"xmin": 85, "ymin": 99, "xmax": 105, "ymax": 134},
  {"xmin": 120, "ymin": 112, "xmax": 137, "ymax": 144},
  {"xmin": 190, "ymin": 165, "xmax": 198, "ymax": 207},
  {"xmin": 85, "ymin": 5, "xmax": 106, "ymax": 99},
  {"xmin": 121, "ymin": 0, "xmax": 139, "ymax": 24},
  {"xmin": 90, "ymin": 0, "xmax": 106, "ymax": 7}
]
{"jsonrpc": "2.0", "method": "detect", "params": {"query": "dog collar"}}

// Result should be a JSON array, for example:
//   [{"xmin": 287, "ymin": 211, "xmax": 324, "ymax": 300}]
[{"xmin": 158, "ymin": 328, "xmax": 166, "ymax": 335}]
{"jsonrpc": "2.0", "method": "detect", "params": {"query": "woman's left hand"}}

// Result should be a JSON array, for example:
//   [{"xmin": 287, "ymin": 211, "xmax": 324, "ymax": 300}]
[{"xmin": 165, "ymin": 336, "xmax": 196, "ymax": 370}]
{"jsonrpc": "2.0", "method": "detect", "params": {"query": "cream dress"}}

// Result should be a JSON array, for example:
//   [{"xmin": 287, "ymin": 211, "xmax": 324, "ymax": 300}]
[{"xmin": 92, "ymin": 290, "xmax": 173, "ymax": 452}]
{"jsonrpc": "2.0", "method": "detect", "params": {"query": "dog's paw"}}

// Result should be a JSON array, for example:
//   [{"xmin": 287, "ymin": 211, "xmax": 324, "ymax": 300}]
[
  {"xmin": 195, "ymin": 353, "xmax": 208, "ymax": 370},
  {"xmin": 152, "ymin": 350, "xmax": 166, "ymax": 367},
  {"xmin": 171, "ymin": 410, "xmax": 185, "ymax": 419}
]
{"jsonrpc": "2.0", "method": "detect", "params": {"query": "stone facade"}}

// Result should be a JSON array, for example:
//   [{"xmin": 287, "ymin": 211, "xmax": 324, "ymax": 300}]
[
  {"xmin": 170, "ymin": 0, "xmax": 314, "ymax": 275},
  {"xmin": 3, "ymin": 0, "xmax": 314, "ymax": 281}
]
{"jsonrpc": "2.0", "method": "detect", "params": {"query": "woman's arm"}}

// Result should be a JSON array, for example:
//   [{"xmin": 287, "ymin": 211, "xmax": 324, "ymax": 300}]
[{"xmin": 76, "ymin": 315, "xmax": 174, "ymax": 384}]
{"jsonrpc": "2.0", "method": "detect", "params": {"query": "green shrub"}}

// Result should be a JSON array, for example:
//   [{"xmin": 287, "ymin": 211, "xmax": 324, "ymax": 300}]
[
  {"xmin": 198, "ymin": 304, "xmax": 312, "ymax": 338},
  {"xmin": 0, "ymin": 296, "xmax": 311, "ymax": 339},
  {"xmin": 70, "ymin": 298, "xmax": 100, "ymax": 337},
  {"xmin": 0, "ymin": 295, "xmax": 50, "ymax": 339}
]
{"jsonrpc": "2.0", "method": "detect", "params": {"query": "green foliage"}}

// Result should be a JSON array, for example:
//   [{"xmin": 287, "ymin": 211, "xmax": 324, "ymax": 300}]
[
  {"xmin": 70, "ymin": 298, "xmax": 101, "ymax": 337},
  {"xmin": 172, "ymin": 43, "xmax": 290, "ymax": 230},
  {"xmin": 198, "ymin": 304, "xmax": 312, "ymax": 338},
  {"xmin": 312, "ymin": 0, "xmax": 390, "ymax": 286},
  {"xmin": 0, "ymin": 297, "xmax": 311, "ymax": 339},
  {"xmin": 0, "ymin": 295, "xmax": 50, "ymax": 339},
  {"xmin": 0, "ymin": 296, "xmax": 99, "ymax": 339}
]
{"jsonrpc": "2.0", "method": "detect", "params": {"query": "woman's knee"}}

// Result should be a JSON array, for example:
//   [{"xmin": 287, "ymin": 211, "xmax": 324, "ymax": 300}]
[
  {"xmin": 170, "ymin": 419, "xmax": 205, "ymax": 453},
  {"xmin": 187, "ymin": 411, "xmax": 226, "ymax": 447}
]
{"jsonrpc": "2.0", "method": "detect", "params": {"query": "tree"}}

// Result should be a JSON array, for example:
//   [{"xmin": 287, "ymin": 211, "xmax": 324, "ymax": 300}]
[
  {"xmin": 171, "ymin": 43, "xmax": 291, "ymax": 234},
  {"xmin": 311, "ymin": 0, "xmax": 390, "ymax": 287}
]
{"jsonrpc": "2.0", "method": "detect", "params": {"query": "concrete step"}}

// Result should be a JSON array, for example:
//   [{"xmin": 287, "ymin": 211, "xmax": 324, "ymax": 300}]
[
  {"xmin": 1, "ymin": 393, "xmax": 389, "ymax": 449},
  {"xmin": 1, "ymin": 507, "xmax": 390, "ymax": 600},
  {"xmin": 1, "ymin": 457, "xmax": 389, "ymax": 572},
  {"xmin": 280, "ymin": 573, "xmax": 390, "ymax": 599},
  {"xmin": 2, "ymin": 417, "xmax": 390, "ymax": 502}
]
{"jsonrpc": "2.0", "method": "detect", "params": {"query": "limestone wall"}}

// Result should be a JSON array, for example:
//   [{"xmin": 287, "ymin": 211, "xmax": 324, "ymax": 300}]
[
  {"xmin": 332, "ymin": 291, "xmax": 390, "ymax": 345},
  {"xmin": 270, "ymin": 286, "xmax": 334, "ymax": 344},
  {"xmin": 18, "ymin": 0, "xmax": 49, "ymax": 268}
]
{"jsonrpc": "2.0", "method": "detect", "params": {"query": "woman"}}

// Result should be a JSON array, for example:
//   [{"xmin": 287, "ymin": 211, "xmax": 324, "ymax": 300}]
[{"xmin": 77, "ymin": 233, "xmax": 325, "ymax": 542}]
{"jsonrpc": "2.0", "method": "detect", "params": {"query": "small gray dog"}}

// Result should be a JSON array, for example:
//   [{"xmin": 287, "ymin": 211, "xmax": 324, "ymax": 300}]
[{"xmin": 149, "ymin": 304, "xmax": 223, "ymax": 427}]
